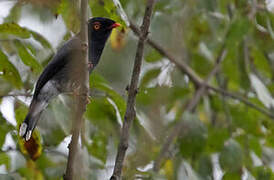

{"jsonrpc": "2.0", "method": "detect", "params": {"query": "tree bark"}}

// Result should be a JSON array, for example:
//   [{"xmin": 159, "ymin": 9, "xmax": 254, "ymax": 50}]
[
  {"xmin": 110, "ymin": 1, "xmax": 155, "ymax": 179},
  {"xmin": 64, "ymin": 0, "xmax": 89, "ymax": 179}
]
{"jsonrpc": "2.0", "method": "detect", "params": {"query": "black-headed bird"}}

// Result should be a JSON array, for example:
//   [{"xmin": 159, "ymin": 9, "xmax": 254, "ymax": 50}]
[{"xmin": 19, "ymin": 17, "xmax": 120, "ymax": 141}]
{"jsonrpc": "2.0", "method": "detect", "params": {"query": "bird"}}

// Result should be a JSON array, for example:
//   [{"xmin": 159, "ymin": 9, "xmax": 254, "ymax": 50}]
[{"xmin": 19, "ymin": 17, "xmax": 120, "ymax": 141}]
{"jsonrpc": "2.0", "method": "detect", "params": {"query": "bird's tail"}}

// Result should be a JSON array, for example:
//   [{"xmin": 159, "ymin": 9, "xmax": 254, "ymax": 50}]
[{"xmin": 19, "ymin": 100, "xmax": 48, "ymax": 141}]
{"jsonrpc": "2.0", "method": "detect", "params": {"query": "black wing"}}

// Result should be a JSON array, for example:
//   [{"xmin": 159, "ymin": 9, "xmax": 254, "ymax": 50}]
[{"xmin": 33, "ymin": 37, "xmax": 81, "ymax": 98}]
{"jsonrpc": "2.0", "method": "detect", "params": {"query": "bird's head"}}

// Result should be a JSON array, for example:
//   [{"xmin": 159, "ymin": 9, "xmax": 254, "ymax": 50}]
[
  {"xmin": 88, "ymin": 17, "xmax": 120, "ymax": 41},
  {"xmin": 87, "ymin": 17, "xmax": 120, "ymax": 69}
]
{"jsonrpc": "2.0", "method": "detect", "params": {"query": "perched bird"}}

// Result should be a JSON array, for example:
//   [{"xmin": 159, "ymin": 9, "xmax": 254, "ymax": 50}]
[{"xmin": 19, "ymin": 17, "xmax": 120, "ymax": 141}]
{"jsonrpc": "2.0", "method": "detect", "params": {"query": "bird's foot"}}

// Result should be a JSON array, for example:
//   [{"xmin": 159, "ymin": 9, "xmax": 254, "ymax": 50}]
[
  {"xmin": 86, "ymin": 96, "xmax": 91, "ymax": 104},
  {"xmin": 125, "ymin": 85, "xmax": 139, "ymax": 94},
  {"xmin": 81, "ymin": 43, "xmax": 88, "ymax": 51},
  {"xmin": 72, "ymin": 90, "xmax": 90, "ymax": 104},
  {"xmin": 88, "ymin": 62, "xmax": 94, "ymax": 70}
]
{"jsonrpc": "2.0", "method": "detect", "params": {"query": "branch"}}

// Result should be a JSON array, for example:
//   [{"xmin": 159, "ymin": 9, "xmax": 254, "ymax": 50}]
[
  {"xmin": 110, "ymin": 1, "xmax": 155, "ymax": 179},
  {"xmin": 130, "ymin": 18, "xmax": 274, "ymax": 172},
  {"xmin": 129, "ymin": 23, "xmax": 274, "ymax": 119},
  {"xmin": 130, "ymin": 22, "xmax": 203, "ymax": 86},
  {"xmin": 153, "ymin": 45, "xmax": 227, "ymax": 172},
  {"xmin": 64, "ymin": 0, "xmax": 89, "ymax": 179},
  {"xmin": 207, "ymin": 86, "xmax": 274, "ymax": 119}
]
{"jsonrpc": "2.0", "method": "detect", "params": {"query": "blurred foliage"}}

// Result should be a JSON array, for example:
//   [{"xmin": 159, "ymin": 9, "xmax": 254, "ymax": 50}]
[{"xmin": 0, "ymin": 0, "xmax": 274, "ymax": 179}]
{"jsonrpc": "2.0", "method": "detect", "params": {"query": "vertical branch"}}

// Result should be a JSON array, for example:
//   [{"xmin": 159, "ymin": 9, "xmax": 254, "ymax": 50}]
[
  {"xmin": 64, "ymin": 0, "xmax": 89, "ymax": 180},
  {"xmin": 110, "ymin": 0, "xmax": 155, "ymax": 179}
]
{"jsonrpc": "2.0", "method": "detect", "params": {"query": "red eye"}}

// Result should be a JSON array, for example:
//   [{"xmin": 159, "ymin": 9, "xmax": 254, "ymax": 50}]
[{"xmin": 94, "ymin": 24, "xmax": 100, "ymax": 30}]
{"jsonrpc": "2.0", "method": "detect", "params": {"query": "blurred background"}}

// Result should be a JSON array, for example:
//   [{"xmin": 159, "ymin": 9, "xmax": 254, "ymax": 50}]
[{"xmin": 0, "ymin": 0, "xmax": 274, "ymax": 179}]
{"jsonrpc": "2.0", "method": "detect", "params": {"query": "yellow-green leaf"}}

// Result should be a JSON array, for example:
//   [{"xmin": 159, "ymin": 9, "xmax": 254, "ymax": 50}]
[
  {"xmin": 14, "ymin": 40, "xmax": 42, "ymax": 74},
  {"xmin": 0, "ymin": 23, "xmax": 30, "ymax": 39},
  {"xmin": 0, "ymin": 49, "xmax": 22, "ymax": 88}
]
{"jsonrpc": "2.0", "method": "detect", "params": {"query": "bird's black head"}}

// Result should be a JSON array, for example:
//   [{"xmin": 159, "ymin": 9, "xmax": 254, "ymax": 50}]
[
  {"xmin": 87, "ymin": 17, "xmax": 120, "ymax": 69},
  {"xmin": 88, "ymin": 17, "xmax": 120, "ymax": 41}
]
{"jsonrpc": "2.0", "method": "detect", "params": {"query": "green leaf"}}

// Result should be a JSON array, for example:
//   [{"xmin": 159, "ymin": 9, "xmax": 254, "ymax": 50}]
[
  {"xmin": 253, "ymin": 166, "xmax": 273, "ymax": 180},
  {"xmin": 0, "ymin": 112, "xmax": 13, "ymax": 148},
  {"xmin": 226, "ymin": 17, "xmax": 250, "ymax": 49},
  {"xmin": 222, "ymin": 47, "xmax": 241, "ymax": 90},
  {"xmin": 230, "ymin": 104, "xmax": 261, "ymax": 136},
  {"xmin": 90, "ymin": 73, "xmax": 126, "ymax": 120},
  {"xmin": 0, "ymin": 116, "xmax": 6, "ymax": 148},
  {"xmin": 222, "ymin": 171, "xmax": 242, "ymax": 180},
  {"xmin": 112, "ymin": 0, "xmax": 130, "ymax": 26},
  {"xmin": 0, "ymin": 49, "xmax": 22, "ymax": 88},
  {"xmin": 15, "ymin": 103, "xmax": 28, "ymax": 125},
  {"xmin": 14, "ymin": 40, "xmax": 42, "ymax": 74},
  {"xmin": 0, "ymin": 23, "xmax": 31, "ymax": 39},
  {"xmin": 0, "ymin": 152, "xmax": 10, "ymax": 170},
  {"xmin": 86, "ymin": 97, "xmax": 116, "ymax": 124},
  {"xmin": 89, "ymin": 0, "xmax": 127, "ymax": 27},
  {"xmin": 251, "ymin": 46, "xmax": 272, "ymax": 79},
  {"xmin": 206, "ymin": 126, "xmax": 229, "ymax": 153},
  {"xmin": 191, "ymin": 52, "xmax": 213, "ymax": 77},
  {"xmin": 219, "ymin": 139, "xmax": 243, "ymax": 172},
  {"xmin": 249, "ymin": 136, "xmax": 262, "ymax": 157},
  {"xmin": 179, "ymin": 113, "xmax": 207, "ymax": 158},
  {"xmin": 36, "ymin": 154, "xmax": 55, "ymax": 170},
  {"xmin": 140, "ymin": 68, "xmax": 161, "ymax": 89},
  {"xmin": 197, "ymin": 155, "xmax": 213, "ymax": 179},
  {"xmin": 87, "ymin": 132, "xmax": 107, "ymax": 163},
  {"xmin": 145, "ymin": 48, "xmax": 162, "ymax": 62},
  {"xmin": 4, "ymin": 3, "xmax": 22, "ymax": 23},
  {"xmin": 57, "ymin": 0, "xmax": 80, "ymax": 33},
  {"xmin": 42, "ymin": 101, "xmax": 69, "ymax": 146},
  {"xmin": 29, "ymin": 30, "xmax": 52, "ymax": 50}
]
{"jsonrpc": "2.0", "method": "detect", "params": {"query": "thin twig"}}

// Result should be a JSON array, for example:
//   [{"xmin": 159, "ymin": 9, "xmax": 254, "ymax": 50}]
[
  {"xmin": 64, "ymin": 0, "xmax": 89, "ymax": 179},
  {"xmin": 130, "ymin": 22, "xmax": 203, "ymax": 87},
  {"xmin": 130, "ymin": 18, "xmax": 274, "ymax": 171},
  {"xmin": 129, "ymin": 23, "xmax": 274, "ymax": 119},
  {"xmin": 110, "ymin": 1, "xmax": 155, "ymax": 179},
  {"xmin": 207, "ymin": 86, "xmax": 274, "ymax": 118},
  {"xmin": 153, "ymin": 45, "xmax": 227, "ymax": 172}
]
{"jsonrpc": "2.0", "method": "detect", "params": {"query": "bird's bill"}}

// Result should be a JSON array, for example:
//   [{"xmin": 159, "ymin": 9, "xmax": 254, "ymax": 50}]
[{"xmin": 110, "ymin": 23, "xmax": 121, "ymax": 29}]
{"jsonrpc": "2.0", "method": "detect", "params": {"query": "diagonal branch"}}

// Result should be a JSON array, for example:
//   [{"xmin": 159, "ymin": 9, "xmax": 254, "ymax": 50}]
[
  {"xmin": 130, "ymin": 22, "xmax": 203, "ymax": 86},
  {"xmin": 130, "ymin": 20, "xmax": 274, "ymax": 172},
  {"xmin": 63, "ymin": 0, "xmax": 89, "ymax": 179},
  {"xmin": 110, "ymin": 1, "xmax": 156, "ymax": 179},
  {"xmin": 129, "ymin": 23, "xmax": 274, "ymax": 119}
]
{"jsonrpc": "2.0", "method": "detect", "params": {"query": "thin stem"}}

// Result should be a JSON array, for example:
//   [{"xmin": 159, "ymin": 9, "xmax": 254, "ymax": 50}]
[
  {"xmin": 110, "ymin": 1, "xmax": 155, "ymax": 180},
  {"xmin": 129, "ymin": 22, "xmax": 274, "ymax": 119}
]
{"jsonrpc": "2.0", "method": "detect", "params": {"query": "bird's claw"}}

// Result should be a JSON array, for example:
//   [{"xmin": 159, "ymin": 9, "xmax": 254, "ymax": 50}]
[
  {"xmin": 125, "ymin": 85, "xmax": 129, "ymax": 91},
  {"xmin": 81, "ymin": 43, "xmax": 88, "ymax": 51},
  {"xmin": 86, "ymin": 96, "xmax": 91, "ymax": 104},
  {"xmin": 88, "ymin": 62, "xmax": 94, "ymax": 70},
  {"xmin": 125, "ymin": 85, "xmax": 139, "ymax": 94}
]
